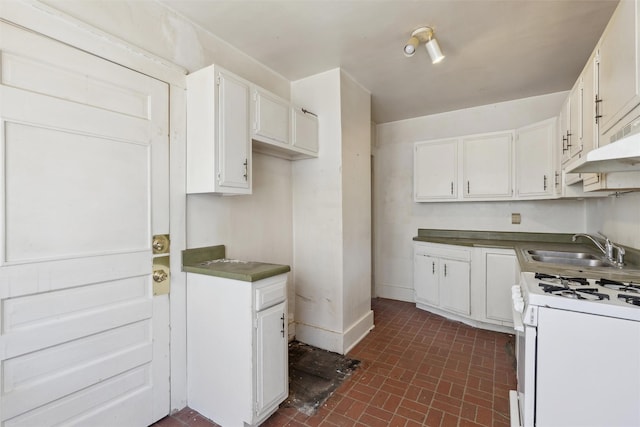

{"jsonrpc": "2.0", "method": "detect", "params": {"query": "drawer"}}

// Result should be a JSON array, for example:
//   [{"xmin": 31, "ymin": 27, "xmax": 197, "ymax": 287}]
[{"xmin": 255, "ymin": 278, "xmax": 286, "ymax": 311}]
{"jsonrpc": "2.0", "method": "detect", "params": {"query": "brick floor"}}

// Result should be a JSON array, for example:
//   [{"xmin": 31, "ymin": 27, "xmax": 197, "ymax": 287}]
[{"xmin": 153, "ymin": 298, "xmax": 516, "ymax": 427}]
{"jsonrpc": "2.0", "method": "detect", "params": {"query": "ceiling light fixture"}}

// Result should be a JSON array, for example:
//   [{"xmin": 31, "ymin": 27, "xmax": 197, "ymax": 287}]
[{"xmin": 403, "ymin": 26, "xmax": 445, "ymax": 64}]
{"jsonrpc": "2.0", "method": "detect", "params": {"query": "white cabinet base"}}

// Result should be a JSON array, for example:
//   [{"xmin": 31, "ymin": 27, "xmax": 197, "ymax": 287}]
[
  {"xmin": 187, "ymin": 273, "xmax": 288, "ymax": 427},
  {"xmin": 415, "ymin": 302, "xmax": 513, "ymax": 334}
]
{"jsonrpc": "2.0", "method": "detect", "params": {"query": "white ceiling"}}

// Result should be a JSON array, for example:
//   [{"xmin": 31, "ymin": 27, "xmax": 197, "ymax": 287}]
[{"xmin": 159, "ymin": 0, "xmax": 619, "ymax": 124}]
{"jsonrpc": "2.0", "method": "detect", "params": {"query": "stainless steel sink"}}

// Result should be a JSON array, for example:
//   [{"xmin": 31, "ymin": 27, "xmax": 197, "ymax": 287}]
[
  {"xmin": 528, "ymin": 255, "xmax": 617, "ymax": 268},
  {"xmin": 523, "ymin": 248, "xmax": 620, "ymax": 268},
  {"xmin": 526, "ymin": 250, "xmax": 600, "ymax": 260}
]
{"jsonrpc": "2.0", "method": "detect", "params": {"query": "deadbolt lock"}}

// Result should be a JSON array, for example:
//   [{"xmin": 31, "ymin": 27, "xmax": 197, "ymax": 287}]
[
  {"xmin": 152, "ymin": 255, "xmax": 170, "ymax": 296},
  {"xmin": 152, "ymin": 234, "xmax": 170, "ymax": 254}
]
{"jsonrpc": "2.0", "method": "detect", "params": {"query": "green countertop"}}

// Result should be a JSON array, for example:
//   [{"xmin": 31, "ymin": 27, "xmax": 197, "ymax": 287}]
[
  {"xmin": 182, "ymin": 245, "xmax": 291, "ymax": 282},
  {"xmin": 414, "ymin": 229, "xmax": 640, "ymax": 282}
]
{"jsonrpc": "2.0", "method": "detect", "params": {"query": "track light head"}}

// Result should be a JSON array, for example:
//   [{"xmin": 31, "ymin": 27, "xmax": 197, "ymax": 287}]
[
  {"xmin": 404, "ymin": 26, "xmax": 445, "ymax": 64},
  {"xmin": 404, "ymin": 36, "xmax": 419, "ymax": 57}
]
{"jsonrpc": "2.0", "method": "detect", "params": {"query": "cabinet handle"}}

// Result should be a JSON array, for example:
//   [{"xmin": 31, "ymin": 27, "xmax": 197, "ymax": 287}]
[
  {"xmin": 595, "ymin": 95, "xmax": 602, "ymax": 124},
  {"xmin": 243, "ymin": 158, "xmax": 248, "ymax": 181},
  {"xmin": 432, "ymin": 261, "xmax": 435, "ymax": 274},
  {"xmin": 467, "ymin": 181, "xmax": 470, "ymax": 194},
  {"xmin": 565, "ymin": 131, "xmax": 572, "ymax": 149},
  {"xmin": 562, "ymin": 135, "xmax": 568, "ymax": 152},
  {"xmin": 444, "ymin": 263, "xmax": 447, "ymax": 277},
  {"xmin": 450, "ymin": 182, "xmax": 454, "ymax": 195},
  {"xmin": 281, "ymin": 314, "xmax": 285, "ymax": 338},
  {"xmin": 555, "ymin": 171, "xmax": 560, "ymax": 188},
  {"xmin": 543, "ymin": 175, "xmax": 547, "ymax": 191}
]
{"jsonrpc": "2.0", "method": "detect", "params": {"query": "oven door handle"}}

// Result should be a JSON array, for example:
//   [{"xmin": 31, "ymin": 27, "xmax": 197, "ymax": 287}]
[{"xmin": 511, "ymin": 304, "xmax": 524, "ymax": 332}]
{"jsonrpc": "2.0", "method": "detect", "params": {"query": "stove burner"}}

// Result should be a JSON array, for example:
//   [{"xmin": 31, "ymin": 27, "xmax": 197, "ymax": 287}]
[
  {"xmin": 534, "ymin": 273, "xmax": 589, "ymax": 287},
  {"xmin": 618, "ymin": 294, "xmax": 640, "ymax": 306},
  {"xmin": 538, "ymin": 283, "xmax": 610, "ymax": 301},
  {"xmin": 597, "ymin": 278, "xmax": 640, "ymax": 294}
]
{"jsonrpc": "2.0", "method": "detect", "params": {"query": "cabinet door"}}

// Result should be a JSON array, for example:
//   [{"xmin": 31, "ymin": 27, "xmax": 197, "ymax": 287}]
[
  {"xmin": 485, "ymin": 250, "xmax": 519, "ymax": 323},
  {"xmin": 516, "ymin": 119, "xmax": 555, "ymax": 198},
  {"xmin": 569, "ymin": 80, "xmax": 583, "ymax": 159},
  {"xmin": 414, "ymin": 139, "xmax": 457, "ymax": 201},
  {"xmin": 256, "ymin": 301, "xmax": 288, "ymax": 417},
  {"xmin": 439, "ymin": 258, "xmax": 470, "ymax": 315},
  {"xmin": 414, "ymin": 253, "xmax": 439, "ymax": 305},
  {"xmin": 253, "ymin": 87, "xmax": 290, "ymax": 146},
  {"xmin": 291, "ymin": 107, "xmax": 319, "ymax": 154},
  {"xmin": 598, "ymin": 0, "xmax": 640, "ymax": 135},
  {"xmin": 218, "ymin": 70, "xmax": 251, "ymax": 191},
  {"xmin": 462, "ymin": 133, "xmax": 512, "ymax": 198}
]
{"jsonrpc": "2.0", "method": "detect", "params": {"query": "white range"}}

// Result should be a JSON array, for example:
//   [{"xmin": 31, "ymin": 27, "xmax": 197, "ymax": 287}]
[{"xmin": 510, "ymin": 271, "xmax": 640, "ymax": 427}]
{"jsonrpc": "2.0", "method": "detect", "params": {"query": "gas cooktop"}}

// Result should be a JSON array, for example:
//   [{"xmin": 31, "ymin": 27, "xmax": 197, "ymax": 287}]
[{"xmin": 520, "ymin": 272, "xmax": 640, "ymax": 321}]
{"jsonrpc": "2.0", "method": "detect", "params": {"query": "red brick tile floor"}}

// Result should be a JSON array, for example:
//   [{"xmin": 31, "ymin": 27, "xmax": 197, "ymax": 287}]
[{"xmin": 153, "ymin": 298, "xmax": 516, "ymax": 427}]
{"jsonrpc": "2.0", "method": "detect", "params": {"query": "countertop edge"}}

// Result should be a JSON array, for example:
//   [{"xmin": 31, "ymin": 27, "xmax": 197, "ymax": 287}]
[
  {"xmin": 183, "ymin": 264, "xmax": 291, "ymax": 282},
  {"xmin": 413, "ymin": 230, "xmax": 640, "ymax": 282},
  {"xmin": 182, "ymin": 245, "xmax": 291, "ymax": 282}
]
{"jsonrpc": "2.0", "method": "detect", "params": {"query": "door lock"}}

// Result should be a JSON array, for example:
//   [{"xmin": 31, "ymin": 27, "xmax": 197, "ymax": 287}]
[
  {"xmin": 152, "ymin": 255, "xmax": 170, "ymax": 295},
  {"xmin": 152, "ymin": 234, "xmax": 170, "ymax": 254},
  {"xmin": 153, "ymin": 269, "xmax": 168, "ymax": 282}
]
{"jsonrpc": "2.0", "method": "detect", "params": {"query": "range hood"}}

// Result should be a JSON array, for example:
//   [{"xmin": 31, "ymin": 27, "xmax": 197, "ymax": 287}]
[{"xmin": 567, "ymin": 122, "xmax": 640, "ymax": 174}]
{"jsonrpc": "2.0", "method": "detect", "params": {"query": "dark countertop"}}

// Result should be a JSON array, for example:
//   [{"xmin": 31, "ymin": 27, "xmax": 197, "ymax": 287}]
[
  {"xmin": 414, "ymin": 229, "xmax": 640, "ymax": 282},
  {"xmin": 182, "ymin": 245, "xmax": 291, "ymax": 282}
]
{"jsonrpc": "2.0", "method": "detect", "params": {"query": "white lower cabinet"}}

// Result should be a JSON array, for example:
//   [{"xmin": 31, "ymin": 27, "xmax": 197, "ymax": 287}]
[
  {"xmin": 414, "ymin": 242, "xmax": 516, "ymax": 332},
  {"xmin": 187, "ymin": 273, "xmax": 288, "ymax": 427},
  {"xmin": 482, "ymin": 248, "xmax": 519, "ymax": 326},
  {"xmin": 414, "ymin": 242, "xmax": 471, "ymax": 316}
]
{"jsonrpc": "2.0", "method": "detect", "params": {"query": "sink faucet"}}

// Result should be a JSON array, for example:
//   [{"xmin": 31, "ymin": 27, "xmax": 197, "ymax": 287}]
[{"xmin": 572, "ymin": 232, "xmax": 625, "ymax": 267}]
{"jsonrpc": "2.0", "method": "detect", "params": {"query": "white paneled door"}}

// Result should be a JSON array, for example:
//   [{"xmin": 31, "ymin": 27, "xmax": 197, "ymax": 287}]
[{"xmin": 0, "ymin": 22, "xmax": 170, "ymax": 426}]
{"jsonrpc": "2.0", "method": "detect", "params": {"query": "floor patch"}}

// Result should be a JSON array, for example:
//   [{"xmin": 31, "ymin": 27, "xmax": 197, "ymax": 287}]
[{"xmin": 284, "ymin": 341, "xmax": 360, "ymax": 416}]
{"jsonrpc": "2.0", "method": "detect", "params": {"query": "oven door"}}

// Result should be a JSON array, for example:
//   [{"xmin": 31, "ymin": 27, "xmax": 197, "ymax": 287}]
[{"xmin": 510, "ymin": 301, "xmax": 536, "ymax": 427}]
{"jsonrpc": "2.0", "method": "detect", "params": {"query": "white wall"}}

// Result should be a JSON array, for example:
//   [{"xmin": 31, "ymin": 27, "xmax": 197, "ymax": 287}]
[
  {"xmin": 291, "ymin": 69, "xmax": 345, "ymax": 350},
  {"xmin": 291, "ymin": 69, "xmax": 373, "ymax": 354},
  {"xmin": 340, "ymin": 72, "xmax": 373, "ymax": 350},
  {"xmin": 586, "ymin": 192, "xmax": 640, "ymax": 250},
  {"xmin": 41, "ymin": 0, "xmax": 290, "ymax": 98},
  {"xmin": 374, "ymin": 92, "xmax": 588, "ymax": 301}
]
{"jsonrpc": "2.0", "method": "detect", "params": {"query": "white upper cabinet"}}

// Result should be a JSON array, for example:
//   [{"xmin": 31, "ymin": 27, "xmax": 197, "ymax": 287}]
[
  {"xmin": 414, "ymin": 139, "xmax": 457, "ymax": 201},
  {"xmin": 598, "ymin": 0, "xmax": 640, "ymax": 135},
  {"xmin": 250, "ymin": 86, "xmax": 318, "ymax": 160},
  {"xmin": 559, "ymin": 96, "xmax": 572, "ymax": 166},
  {"xmin": 462, "ymin": 132, "xmax": 513, "ymax": 199},
  {"xmin": 187, "ymin": 64, "xmax": 252, "ymax": 195},
  {"xmin": 516, "ymin": 118, "xmax": 555, "ymax": 198},
  {"xmin": 252, "ymin": 86, "xmax": 290, "ymax": 147},
  {"xmin": 291, "ymin": 107, "xmax": 319, "ymax": 155},
  {"xmin": 569, "ymin": 79, "xmax": 584, "ymax": 159}
]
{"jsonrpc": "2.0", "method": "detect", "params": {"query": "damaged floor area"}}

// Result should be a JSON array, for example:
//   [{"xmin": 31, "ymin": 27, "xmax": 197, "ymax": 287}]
[{"xmin": 283, "ymin": 341, "xmax": 360, "ymax": 416}]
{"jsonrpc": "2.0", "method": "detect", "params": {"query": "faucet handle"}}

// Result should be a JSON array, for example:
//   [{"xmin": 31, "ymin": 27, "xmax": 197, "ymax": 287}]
[
  {"xmin": 614, "ymin": 245, "xmax": 626, "ymax": 266},
  {"xmin": 596, "ymin": 231, "xmax": 609, "ymax": 241}
]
